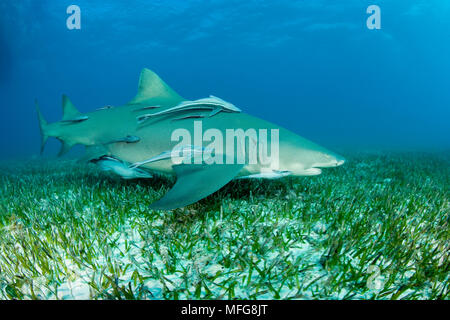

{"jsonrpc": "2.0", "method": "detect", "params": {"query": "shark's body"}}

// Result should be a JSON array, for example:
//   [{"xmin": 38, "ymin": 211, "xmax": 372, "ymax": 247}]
[{"xmin": 36, "ymin": 69, "xmax": 345, "ymax": 209}]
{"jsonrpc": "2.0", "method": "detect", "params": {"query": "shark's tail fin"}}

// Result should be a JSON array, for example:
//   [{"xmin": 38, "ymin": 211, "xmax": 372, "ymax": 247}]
[{"xmin": 35, "ymin": 99, "xmax": 49, "ymax": 155}]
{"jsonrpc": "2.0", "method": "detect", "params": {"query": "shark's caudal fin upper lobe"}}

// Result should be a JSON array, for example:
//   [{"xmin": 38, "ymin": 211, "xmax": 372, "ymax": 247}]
[{"xmin": 35, "ymin": 99, "xmax": 49, "ymax": 155}]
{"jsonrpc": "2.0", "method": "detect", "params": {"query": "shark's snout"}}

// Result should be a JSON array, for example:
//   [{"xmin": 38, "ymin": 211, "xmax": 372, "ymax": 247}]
[
  {"xmin": 335, "ymin": 154, "xmax": 346, "ymax": 166},
  {"xmin": 311, "ymin": 151, "xmax": 345, "ymax": 168}
]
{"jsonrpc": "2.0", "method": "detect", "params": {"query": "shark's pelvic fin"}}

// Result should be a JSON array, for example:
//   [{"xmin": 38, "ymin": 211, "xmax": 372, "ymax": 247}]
[
  {"xmin": 127, "ymin": 68, "xmax": 184, "ymax": 105},
  {"xmin": 62, "ymin": 94, "xmax": 81, "ymax": 121},
  {"xmin": 150, "ymin": 161, "xmax": 244, "ymax": 210},
  {"xmin": 35, "ymin": 99, "xmax": 49, "ymax": 155}
]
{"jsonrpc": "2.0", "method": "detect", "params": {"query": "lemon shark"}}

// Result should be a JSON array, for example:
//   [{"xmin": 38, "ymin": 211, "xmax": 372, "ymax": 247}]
[{"xmin": 36, "ymin": 68, "xmax": 345, "ymax": 210}]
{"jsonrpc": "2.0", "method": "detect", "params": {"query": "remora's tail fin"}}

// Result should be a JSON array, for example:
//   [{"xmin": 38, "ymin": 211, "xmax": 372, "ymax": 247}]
[{"xmin": 35, "ymin": 99, "xmax": 49, "ymax": 154}]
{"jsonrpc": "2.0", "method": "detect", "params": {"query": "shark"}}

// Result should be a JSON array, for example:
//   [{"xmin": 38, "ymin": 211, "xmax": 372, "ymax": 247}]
[{"xmin": 36, "ymin": 68, "xmax": 345, "ymax": 210}]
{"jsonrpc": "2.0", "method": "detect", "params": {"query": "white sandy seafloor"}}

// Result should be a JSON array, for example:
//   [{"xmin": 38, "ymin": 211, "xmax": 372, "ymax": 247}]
[
  {"xmin": 2, "ymin": 202, "xmax": 417, "ymax": 300},
  {"xmin": 22, "ymin": 217, "xmax": 331, "ymax": 299}
]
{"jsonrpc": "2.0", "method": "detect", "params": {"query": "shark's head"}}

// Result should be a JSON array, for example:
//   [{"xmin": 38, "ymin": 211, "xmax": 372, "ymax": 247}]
[
  {"xmin": 310, "ymin": 150, "xmax": 346, "ymax": 168},
  {"xmin": 280, "ymin": 141, "xmax": 345, "ymax": 176}
]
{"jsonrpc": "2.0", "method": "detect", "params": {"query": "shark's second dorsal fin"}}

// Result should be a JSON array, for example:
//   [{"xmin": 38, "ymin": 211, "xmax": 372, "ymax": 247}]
[
  {"xmin": 62, "ymin": 94, "xmax": 81, "ymax": 120},
  {"xmin": 127, "ymin": 68, "xmax": 184, "ymax": 105}
]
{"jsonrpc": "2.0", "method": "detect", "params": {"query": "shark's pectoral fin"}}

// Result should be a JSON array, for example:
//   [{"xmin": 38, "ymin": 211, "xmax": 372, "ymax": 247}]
[{"xmin": 150, "ymin": 161, "xmax": 244, "ymax": 210}]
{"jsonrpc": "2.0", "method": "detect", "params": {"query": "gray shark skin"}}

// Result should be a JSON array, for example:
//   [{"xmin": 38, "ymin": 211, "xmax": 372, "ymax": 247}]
[{"xmin": 36, "ymin": 68, "xmax": 345, "ymax": 210}]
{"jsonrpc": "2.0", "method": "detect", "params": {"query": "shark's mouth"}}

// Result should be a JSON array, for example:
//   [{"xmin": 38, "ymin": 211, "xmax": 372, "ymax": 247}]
[{"xmin": 314, "ymin": 159, "xmax": 345, "ymax": 169}]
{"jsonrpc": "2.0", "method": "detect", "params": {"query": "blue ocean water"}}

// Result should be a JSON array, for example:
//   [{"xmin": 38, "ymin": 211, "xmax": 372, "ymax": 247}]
[{"xmin": 0, "ymin": 0, "xmax": 449, "ymax": 158}]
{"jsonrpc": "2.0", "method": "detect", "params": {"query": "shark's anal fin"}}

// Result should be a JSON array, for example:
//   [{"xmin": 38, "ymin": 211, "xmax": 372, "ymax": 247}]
[{"xmin": 150, "ymin": 161, "xmax": 244, "ymax": 210}]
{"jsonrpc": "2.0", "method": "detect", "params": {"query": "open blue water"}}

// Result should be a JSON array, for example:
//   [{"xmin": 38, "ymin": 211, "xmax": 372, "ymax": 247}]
[{"xmin": 1, "ymin": 0, "xmax": 449, "ymax": 158}]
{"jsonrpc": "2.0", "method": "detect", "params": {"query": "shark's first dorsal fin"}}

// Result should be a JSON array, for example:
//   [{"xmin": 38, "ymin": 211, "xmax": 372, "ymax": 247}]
[
  {"xmin": 127, "ymin": 68, "xmax": 184, "ymax": 105},
  {"xmin": 62, "ymin": 94, "xmax": 81, "ymax": 120}
]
